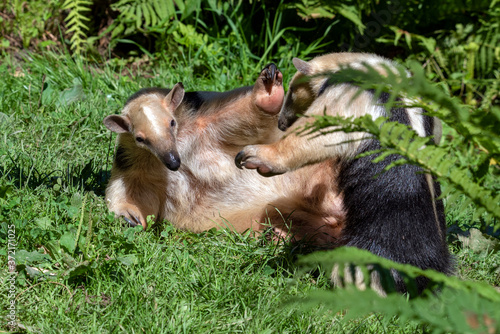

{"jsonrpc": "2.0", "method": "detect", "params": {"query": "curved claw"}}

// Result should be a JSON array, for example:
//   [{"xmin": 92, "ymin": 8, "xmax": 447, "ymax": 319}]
[
  {"xmin": 263, "ymin": 63, "xmax": 277, "ymax": 82},
  {"xmin": 122, "ymin": 210, "xmax": 143, "ymax": 228},
  {"xmin": 234, "ymin": 149, "xmax": 283, "ymax": 177},
  {"xmin": 255, "ymin": 63, "xmax": 284, "ymax": 114},
  {"xmin": 261, "ymin": 63, "xmax": 282, "ymax": 92},
  {"xmin": 235, "ymin": 151, "xmax": 246, "ymax": 169},
  {"xmin": 122, "ymin": 216, "xmax": 138, "ymax": 227}
]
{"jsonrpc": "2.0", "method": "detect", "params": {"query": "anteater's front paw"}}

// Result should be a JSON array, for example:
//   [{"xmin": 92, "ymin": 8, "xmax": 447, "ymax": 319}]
[
  {"xmin": 122, "ymin": 214, "xmax": 142, "ymax": 228},
  {"xmin": 114, "ymin": 206, "xmax": 147, "ymax": 229},
  {"xmin": 235, "ymin": 146, "xmax": 284, "ymax": 177}
]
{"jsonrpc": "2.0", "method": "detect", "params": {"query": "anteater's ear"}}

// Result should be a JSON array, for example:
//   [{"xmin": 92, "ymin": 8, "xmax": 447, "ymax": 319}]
[
  {"xmin": 165, "ymin": 82, "xmax": 185, "ymax": 111},
  {"xmin": 292, "ymin": 58, "xmax": 312, "ymax": 75},
  {"xmin": 103, "ymin": 115, "xmax": 131, "ymax": 133}
]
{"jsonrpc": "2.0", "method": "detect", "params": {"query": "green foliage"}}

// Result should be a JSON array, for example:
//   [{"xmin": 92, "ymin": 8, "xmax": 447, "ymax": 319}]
[
  {"xmin": 0, "ymin": 0, "xmax": 63, "ymax": 50},
  {"xmin": 289, "ymin": 0, "xmax": 376, "ymax": 34},
  {"xmin": 290, "ymin": 247, "xmax": 500, "ymax": 334},
  {"xmin": 106, "ymin": 0, "xmax": 180, "ymax": 46},
  {"xmin": 376, "ymin": 1, "xmax": 500, "ymax": 107},
  {"xmin": 62, "ymin": 0, "xmax": 92, "ymax": 53},
  {"xmin": 63, "ymin": 0, "xmax": 344, "ymax": 63},
  {"xmin": 2, "ymin": 0, "xmax": 498, "ymax": 79},
  {"xmin": 452, "ymin": 229, "xmax": 500, "ymax": 287}
]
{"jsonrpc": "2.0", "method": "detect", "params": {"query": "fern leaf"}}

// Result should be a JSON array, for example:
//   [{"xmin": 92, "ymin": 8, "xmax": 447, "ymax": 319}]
[
  {"xmin": 146, "ymin": 2, "xmax": 156, "ymax": 26},
  {"xmin": 141, "ymin": 2, "xmax": 150, "ymax": 27},
  {"xmin": 306, "ymin": 113, "xmax": 500, "ymax": 222},
  {"xmin": 290, "ymin": 247, "xmax": 500, "ymax": 334},
  {"xmin": 62, "ymin": 0, "xmax": 92, "ymax": 54},
  {"xmin": 165, "ymin": 1, "xmax": 176, "ymax": 18},
  {"xmin": 288, "ymin": 288, "xmax": 500, "ymax": 334},
  {"xmin": 152, "ymin": 0, "xmax": 166, "ymax": 21},
  {"xmin": 303, "ymin": 62, "xmax": 499, "ymax": 226},
  {"xmin": 300, "ymin": 247, "xmax": 500, "ymax": 301},
  {"xmin": 135, "ymin": 4, "xmax": 142, "ymax": 29}
]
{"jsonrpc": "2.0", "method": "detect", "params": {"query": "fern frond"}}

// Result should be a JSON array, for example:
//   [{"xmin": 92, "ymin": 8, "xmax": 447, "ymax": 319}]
[
  {"xmin": 302, "ymin": 62, "xmax": 499, "ymax": 227},
  {"xmin": 315, "ymin": 61, "xmax": 500, "ymax": 152},
  {"xmin": 305, "ymin": 114, "xmax": 500, "ymax": 222},
  {"xmin": 62, "ymin": 0, "xmax": 92, "ymax": 54},
  {"xmin": 289, "ymin": 1, "xmax": 368, "ymax": 33},
  {"xmin": 288, "ymin": 247, "xmax": 500, "ymax": 334},
  {"xmin": 110, "ymin": 0, "xmax": 178, "ymax": 35},
  {"xmin": 289, "ymin": 286, "xmax": 500, "ymax": 333},
  {"xmin": 475, "ymin": 14, "xmax": 500, "ymax": 79},
  {"xmin": 300, "ymin": 247, "xmax": 500, "ymax": 302}
]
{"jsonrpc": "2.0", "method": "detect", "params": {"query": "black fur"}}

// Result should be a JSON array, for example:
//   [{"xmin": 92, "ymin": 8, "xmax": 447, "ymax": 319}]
[
  {"xmin": 377, "ymin": 91, "xmax": 435, "ymax": 138},
  {"xmin": 183, "ymin": 86, "xmax": 252, "ymax": 115},
  {"xmin": 114, "ymin": 145, "xmax": 133, "ymax": 171},
  {"xmin": 377, "ymin": 92, "xmax": 409, "ymax": 123},
  {"xmin": 317, "ymin": 79, "xmax": 331, "ymax": 97},
  {"xmin": 423, "ymin": 113, "xmax": 435, "ymax": 138},
  {"xmin": 125, "ymin": 86, "xmax": 253, "ymax": 117},
  {"xmin": 317, "ymin": 79, "xmax": 356, "ymax": 97},
  {"xmin": 125, "ymin": 87, "xmax": 172, "ymax": 105},
  {"xmin": 337, "ymin": 92, "xmax": 451, "ymax": 293}
]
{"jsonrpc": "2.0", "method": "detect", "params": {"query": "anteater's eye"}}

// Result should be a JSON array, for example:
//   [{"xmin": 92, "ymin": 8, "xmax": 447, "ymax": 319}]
[
  {"xmin": 170, "ymin": 120, "xmax": 176, "ymax": 127},
  {"xmin": 135, "ymin": 136, "xmax": 145, "ymax": 143}
]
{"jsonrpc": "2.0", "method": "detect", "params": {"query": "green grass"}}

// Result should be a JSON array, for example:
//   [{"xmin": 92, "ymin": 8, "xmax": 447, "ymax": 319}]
[{"xmin": 0, "ymin": 52, "xmax": 498, "ymax": 333}]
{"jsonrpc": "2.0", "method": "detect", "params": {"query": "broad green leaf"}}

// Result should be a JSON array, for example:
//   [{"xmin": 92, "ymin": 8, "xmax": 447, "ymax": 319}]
[
  {"xmin": 56, "ymin": 78, "xmax": 84, "ymax": 107},
  {"xmin": 117, "ymin": 254, "xmax": 138, "ymax": 266},
  {"xmin": 458, "ymin": 228, "xmax": 500, "ymax": 253},
  {"xmin": 64, "ymin": 260, "xmax": 91, "ymax": 278},
  {"xmin": 59, "ymin": 232, "xmax": 76, "ymax": 254},
  {"xmin": 14, "ymin": 250, "xmax": 49, "ymax": 265},
  {"xmin": 35, "ymin": 217, "xmax": 53, "ymax": 230}
]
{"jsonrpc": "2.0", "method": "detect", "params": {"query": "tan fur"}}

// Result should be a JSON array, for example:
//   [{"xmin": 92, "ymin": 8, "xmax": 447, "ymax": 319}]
[
  {"xmin": 105, "ymin": 85, "xmax": 185, "ymax": 228},
  {"xmin": 105, "ymin": 68, "xmax": 345, "ymax": 244},
  {"xmin": 237, "ymin": 53, "xmax": 425, "ymax": 174},
  {"xmin": 238, "ymin": 84, "xmax": 383, "ymax": 174},
  {"xmin": 166, "ymin": 129, "xmax": 345, "ymax": 241}
]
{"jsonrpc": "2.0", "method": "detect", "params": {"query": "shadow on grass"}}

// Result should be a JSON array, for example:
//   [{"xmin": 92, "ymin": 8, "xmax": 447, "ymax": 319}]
[{"xmin": 0, "ymin": 154, "xmax": 111, "ymax": 196}]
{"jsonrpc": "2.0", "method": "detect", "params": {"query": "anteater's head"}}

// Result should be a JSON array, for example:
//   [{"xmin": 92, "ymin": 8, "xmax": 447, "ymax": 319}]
[
  {"xmin": 103, "ymin": 83, "xmax": 185, "ymax": 171},
  {"xmin": 279, "ymin": 54, "xmax": 355, "ymax": 131},
  {"xmin": 279, "ymin": 53, "xmax": 403, "ymax": 131},
  {"xmin": 278, "ymin": 57, "xmax": 325, "ymax": 131}
]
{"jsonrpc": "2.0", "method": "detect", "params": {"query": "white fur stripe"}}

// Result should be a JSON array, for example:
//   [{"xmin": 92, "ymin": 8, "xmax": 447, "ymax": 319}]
[
  {"xmin": 406, "ymin": 107, "xmax": 426, "ymax": 137},
  {"xmin": 143, "ymin": 105, "xmax": 163, "ymax": 137},
  {"xmin": 425, "ymin": 173, "xmax": 442, "ymax": 239}
]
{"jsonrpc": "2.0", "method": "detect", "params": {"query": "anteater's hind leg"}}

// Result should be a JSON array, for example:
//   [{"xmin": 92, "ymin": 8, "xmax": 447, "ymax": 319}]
[{"xmin": 254, "ymin": 63, "xmax": 284, "ymax": 114}]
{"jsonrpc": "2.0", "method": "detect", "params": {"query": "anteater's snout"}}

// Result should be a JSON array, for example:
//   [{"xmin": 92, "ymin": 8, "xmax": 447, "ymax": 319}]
[
  {"xmin": 278, "ymin": 114, "xmax": 295, "ymax": 132},
  {"xmin": 278, "ymin": 117, "xmax": 288, "ymax": 131},
  {"xmin": 162, "ymin": 151, "xmax": 181, "ymax": 171}
]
